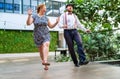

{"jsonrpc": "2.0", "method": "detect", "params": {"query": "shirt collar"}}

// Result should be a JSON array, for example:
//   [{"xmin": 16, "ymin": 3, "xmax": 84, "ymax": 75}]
[{"xmin": 66, "ymin": 12, "xmax": 73, "ymax": 15}]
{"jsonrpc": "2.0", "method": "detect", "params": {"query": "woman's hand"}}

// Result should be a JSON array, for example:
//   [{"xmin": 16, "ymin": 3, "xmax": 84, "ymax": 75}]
[
  {"xmin": 27, "ymin": 9, "xmax": 32, "ymax": 16},
  {"xmin": 48, "ymin": 17, "xmax": 60, "ymax": 28},
  {"xmin": 26, "ymin": 9, "xmax": 33, "ymax": 25},
  {"xmin": 56, "ymin": 17, "xmax": 60, "ymax": 24}
]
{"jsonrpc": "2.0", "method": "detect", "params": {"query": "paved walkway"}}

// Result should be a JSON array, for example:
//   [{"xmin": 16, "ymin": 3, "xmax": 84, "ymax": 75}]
[
  {"xmin": 0, "ymin": 52, "xmax": 58, "ymax": 59},
  {"xmin": 0, "ymin": 53, "xmax": 120, "ymax": 79}
]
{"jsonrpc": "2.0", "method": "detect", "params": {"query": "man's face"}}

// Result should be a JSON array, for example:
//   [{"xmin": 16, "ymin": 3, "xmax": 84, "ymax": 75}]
[{"xmin": 66, "ymin": 6, "xmax": 73, "ymax": 12}]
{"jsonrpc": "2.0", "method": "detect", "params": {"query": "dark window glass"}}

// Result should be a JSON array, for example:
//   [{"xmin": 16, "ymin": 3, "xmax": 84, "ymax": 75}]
[
  {"xmin": 0, "ymin": 0, "xmax": 4, "ymax": 12},
  {"xmin": 6, "ymin": 3, "xmax": 13, "ymax": 10},
  {"xmin": 0, "ymin": 2, "xmax": 4, "ymax": 9},
  {"xmin": 14, "ymin": 0, "xmax": 21, "ymax": 13},
  {"xmin": 31, "ymin": 0, "xmax": 37, "ymax": 13},
  {"xmin": 5, "ymin": 0, "xmax": 13, "ymax": 13},
  {"xmin": 23, "ymin": 0, "xmax": 30, "ymax": 14}
]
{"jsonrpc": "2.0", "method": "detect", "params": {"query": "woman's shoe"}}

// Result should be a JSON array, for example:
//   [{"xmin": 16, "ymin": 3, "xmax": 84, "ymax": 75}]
[
  {"xmin": 44, "ymin": 67, "xmax": 49, "ymax": 70},
  {"xmin": 42, "ymin": 62, "xmax": 50, "ymax": 66}
]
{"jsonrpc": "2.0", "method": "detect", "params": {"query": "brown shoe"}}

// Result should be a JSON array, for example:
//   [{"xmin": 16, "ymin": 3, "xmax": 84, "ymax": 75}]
[
  {"xmin": 42, "ymin": 62, "xmax": 50, "ymax": 66},
  {"xmin": 44, "ymin": 66, "xmax": 49, "ymax": 70}
]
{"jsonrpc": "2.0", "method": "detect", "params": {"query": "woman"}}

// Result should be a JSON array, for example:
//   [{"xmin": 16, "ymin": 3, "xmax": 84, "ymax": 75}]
[{"xmin": 26, "ymin": 4, "xmax": 59, "ymax": 70}]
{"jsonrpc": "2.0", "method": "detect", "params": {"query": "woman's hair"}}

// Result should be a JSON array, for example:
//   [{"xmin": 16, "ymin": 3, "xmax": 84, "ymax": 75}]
[{"xmin": 37, "ymin": 4, "xmax": 45, "ymax": 13}]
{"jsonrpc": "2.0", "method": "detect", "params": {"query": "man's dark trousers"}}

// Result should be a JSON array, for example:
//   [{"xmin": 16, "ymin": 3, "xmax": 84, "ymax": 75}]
[{"xmin": 64, "ymin": 29, "xmax": 86, "ymax": 65}]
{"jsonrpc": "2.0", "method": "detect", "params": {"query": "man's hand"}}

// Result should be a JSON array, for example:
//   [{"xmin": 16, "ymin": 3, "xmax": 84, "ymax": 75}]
[
  {"xmin": 86, "ymin": 29, "xmax": 91, "ymax": 33},
  {"xmin": 62, "ymin": 25, "xmax": 67, "ymax": 28}
]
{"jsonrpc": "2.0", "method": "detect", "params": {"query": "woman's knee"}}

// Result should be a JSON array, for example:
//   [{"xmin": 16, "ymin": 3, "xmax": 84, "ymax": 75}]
[{"xmin": 44, "ymin": 41, "xmax": 50, "ymax": 47}]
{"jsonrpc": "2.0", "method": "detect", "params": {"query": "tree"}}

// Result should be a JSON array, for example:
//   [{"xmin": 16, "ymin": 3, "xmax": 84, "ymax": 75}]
[
  {"xmin": 66, "ymin": 0, "xmax": 120, "ymax": 61},
  {"xmin": 67, "ymin": 0, "xmax": 120, "ymax": 31}
]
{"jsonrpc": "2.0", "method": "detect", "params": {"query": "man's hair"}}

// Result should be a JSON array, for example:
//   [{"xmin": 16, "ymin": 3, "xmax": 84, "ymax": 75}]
[{"xmin": 66, "ymin": 4, "xmax": 74, "ymax": 8}]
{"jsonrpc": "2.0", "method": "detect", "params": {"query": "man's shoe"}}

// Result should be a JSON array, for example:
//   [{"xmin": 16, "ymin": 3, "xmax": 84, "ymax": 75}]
[
  {"xmin": 79, "ymin": 61, "xmax": 89, "ymax": 65},
  {"xmin": 75, "ymin": 64, "xmax": 80, "ymax": 67}
]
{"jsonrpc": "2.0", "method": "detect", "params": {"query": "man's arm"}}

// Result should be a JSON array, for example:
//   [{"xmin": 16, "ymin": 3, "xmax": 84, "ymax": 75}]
[
  {"xmin": 75, "ymin": 15, "xmax": 87, "ymax": 32},
  {"xmin": 75, "ymin": 15, "xmax": 91, "ymax": 33}
]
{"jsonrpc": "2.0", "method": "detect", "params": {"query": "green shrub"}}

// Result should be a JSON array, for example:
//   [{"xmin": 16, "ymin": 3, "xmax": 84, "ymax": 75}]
[
  {"xmin": 81, "ymin": 30, "xmax": 120, "ymax": 61},
  {"xmin": 0, "ymin": 30, "xmax": 57, "ymax": 53}
]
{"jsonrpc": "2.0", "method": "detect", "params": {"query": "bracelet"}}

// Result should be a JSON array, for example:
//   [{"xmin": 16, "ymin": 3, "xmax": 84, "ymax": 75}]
[{"xmin": 28, "ymin": 14, "xmax": 32, "ymax": 16}]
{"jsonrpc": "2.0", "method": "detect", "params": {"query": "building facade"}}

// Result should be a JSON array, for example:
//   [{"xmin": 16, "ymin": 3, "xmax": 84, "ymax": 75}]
[
  {"xmin": 0, "ymin": 0, "xmax": 66, "ymax": 31},
  {"xmin": 0, "ymin": 0, "xmax": 66, "ymax": 16}
]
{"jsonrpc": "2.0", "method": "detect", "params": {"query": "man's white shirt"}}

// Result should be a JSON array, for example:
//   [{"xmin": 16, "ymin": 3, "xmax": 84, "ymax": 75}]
[{"xmin": 58, "ymin": 12, "xmax": 87, "ymax": 32}]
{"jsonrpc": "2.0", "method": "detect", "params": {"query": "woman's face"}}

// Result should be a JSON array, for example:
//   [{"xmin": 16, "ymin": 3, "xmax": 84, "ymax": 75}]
[{"xmin": 40, "ymin": 6, "xmax": 46, "ymax": 13}]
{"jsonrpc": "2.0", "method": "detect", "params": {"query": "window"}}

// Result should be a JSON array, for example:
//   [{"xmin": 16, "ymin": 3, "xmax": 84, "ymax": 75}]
[
  {"xmin": 52, "ymin": 1, "xmax": 59, "ymax": 10},
  {"xmin": 14, "ymin": 0, "xmax": 21, "ymax": 13},
  {"xmin": 38, "ymin": 0, "xmax": 44, "ymax": 5},
  {"xmin": 0, "ymin": 0, "xmax": 4, "ymax": 2},
  {"xmin": 5, "ymin": 0, "xmax": 13, "ymax": 13},
  {"xmin": 0, "ymin": 0, "xmax": 4, "ymax": 12},
  {"xmin": 31, "ymin": 0, "xmax": 37, "ymax": 13},
  {"xmin": 0, "ymin": 2, "xmax": 4, "ymax": 12},
  {"xmin": 45, "ymin": 0, "xmax": 52, "ymax": 15},
  {"xmin": 23, "ymin": 0, "xmax": 30, "ymax": 14},
  {"xmin": 46, "ymin": 1, "xmax": 62, "ymax": 16},
  {"xmin": 0, "ymin": 0, "xmax": 65, "ymax": 15}
]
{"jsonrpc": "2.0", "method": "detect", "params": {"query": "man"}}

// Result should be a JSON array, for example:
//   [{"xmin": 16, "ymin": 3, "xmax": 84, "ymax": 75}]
[{"xmin": 58, "ymin": 4, "xmax": 90, "ymax": 67}]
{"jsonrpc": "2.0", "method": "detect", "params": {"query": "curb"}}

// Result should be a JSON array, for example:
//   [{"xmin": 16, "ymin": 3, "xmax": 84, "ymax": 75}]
[{"xmin": 0, "ymin": 52, "xmax": 60, "ymax": 59}]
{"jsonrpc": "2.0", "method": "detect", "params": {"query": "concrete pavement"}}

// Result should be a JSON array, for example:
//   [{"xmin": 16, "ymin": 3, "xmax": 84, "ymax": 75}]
[
  {"xmin": 0, "ymin": 53, "xmax": 120, "ymax": 79},
  {"xmin": 0, "ymin": 52, "xmax": 58, "ymax": 59}
]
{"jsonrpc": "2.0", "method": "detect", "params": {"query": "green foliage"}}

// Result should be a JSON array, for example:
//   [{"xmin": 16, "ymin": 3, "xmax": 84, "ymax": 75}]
[
  {"xmin": 67, "ymin": 0, "xmax": 120, "ymax": 31},
  {"xmin": 81, "ymin": 30, "xmax": 120, "ymax": 61},
  {"xmin": 0, "ymin": 30, "xmax": 57, "ymax": 53},
  {"xmin": 55, "ymin": 54, "xmax": 72, "ymax": 62},
  {"xmin": 0, "ymin": 30, "xmax": 36, "ymax": 53},
  {"xmin": 56, "ymin": 30, "xmax": 120, "ymax": 62},
  {"xmin": 56, "ymin": 0, "xmax": 120, "ymax": 62},
  {"xmin": 63, "ymin": 0, "xmax": 120, "ymax": 61},
  {"xmin": 49, "ymin": 31, "xmax": 58, "ymax": 51}
]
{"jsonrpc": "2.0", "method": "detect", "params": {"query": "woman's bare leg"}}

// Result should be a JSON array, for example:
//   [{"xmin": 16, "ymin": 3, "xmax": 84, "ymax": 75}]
[
  {"xmin": 39, "ymin": 46, "xmax": 44, "ymax": 62},
  {"xmin": 42, "ymin": 41, "xmax": 50, "ymax": 63},
  {"xmin": 38, "ymin": 41, "xmax": 50, "ymax": 70}
]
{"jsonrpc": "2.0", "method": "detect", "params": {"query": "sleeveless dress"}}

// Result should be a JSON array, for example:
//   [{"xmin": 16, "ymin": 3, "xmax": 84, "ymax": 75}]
[{"xmin": 32, "ymin": 14, "xmax": 50, "ymax": 47}]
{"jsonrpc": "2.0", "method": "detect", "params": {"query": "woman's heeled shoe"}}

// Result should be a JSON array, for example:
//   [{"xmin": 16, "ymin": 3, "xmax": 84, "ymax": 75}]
[
  {"xmin": 42, "ymin": 62, "xmax": 50, "ymax": 66},
  {"xmin": 44, "ymin": 67, "xmax": 49, "ymax": 70}
]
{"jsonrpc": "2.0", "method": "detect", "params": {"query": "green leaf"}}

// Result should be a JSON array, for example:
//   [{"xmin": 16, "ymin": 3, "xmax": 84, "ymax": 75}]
[{"xmin": 102, "ymin": 23, "xmax": 112, "ymax": 30}]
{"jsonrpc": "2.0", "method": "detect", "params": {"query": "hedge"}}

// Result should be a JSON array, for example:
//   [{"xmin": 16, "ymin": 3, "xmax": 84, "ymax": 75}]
[{"xmin": 0, "ymin": 30, "xmax": 58, "ymax": 53}]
